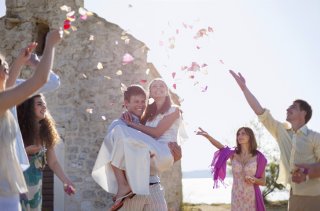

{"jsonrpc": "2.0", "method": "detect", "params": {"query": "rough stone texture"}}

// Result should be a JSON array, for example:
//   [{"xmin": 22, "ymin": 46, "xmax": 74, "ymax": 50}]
[{"xmin": 0, "ymin": 0, "xmax": 182, "ymax": 210}]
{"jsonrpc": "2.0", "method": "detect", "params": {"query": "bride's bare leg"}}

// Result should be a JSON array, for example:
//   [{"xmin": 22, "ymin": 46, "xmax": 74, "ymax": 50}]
[{"xmin": 111, "ymin": 165, "xmax": 131, "ymax": 199}]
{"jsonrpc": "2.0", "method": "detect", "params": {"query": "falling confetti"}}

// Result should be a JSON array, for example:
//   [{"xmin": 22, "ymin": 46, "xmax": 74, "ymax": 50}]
[
  {"xmin": 82, "ymin": 73, "xmax": 87, "ymax": 79},
  {"xmin": 116, "ymin": 70, "xmax": 123, "ymax": 75},
  {"xmin": 120, "ymin": 83, "xmax": 127, "ymax": 93},
  {"xmin": 66, "ymin": 10, "xmax": 75, "ymax": 17},
  {"xmin": 89, "ymin": 35, "xmax": 94, "ymax": 40},
  {"xmin": 86, "ymin": 108, "xmax": 93, "ymax": 114},
  {"xmin": 188, "ymin": 62, "xmax": 200, "ymax": 72},
  {"xmin": 97, "ymin": 62, "xmax": 103, "ymax": 70},
  {"xmin": 60, "ymin": 5, "xmax": 71, "ymax": 12},
  {"xmin": 146, "ymin": 68, "xmax": 150, "ymax": 75},
  {"xmin": 148, "ymin": 98, "xmax": 155, "ymax": 105},
  {"xmin": 78, "ymin": 7, "xmax": 93, "ymax": 20},
  {"xmin": 201, "ymin": 86, "xmax": 208, "ymax": 92},
  {"xmin": 70, "ymin": 25, "xmax": 77, "ymax": 31},
  {"xmin": 194, "ymin": 28, "xmax": 208, "ymax": 39},
  {"xmin": 140, "ymin": 79, "xmax": 147, "ymax": 84},
  {"xmin": 168, "ymin": 37, "xmax": 175, "ymax": 49},
  {"xmin": 104, "ymin": 75, "xmax": 111, "ymax": 80},
  {"xmin": 66, "ymin": 15, "xmax": 76, "ymax": 22},
  {"xmin": 63, "ymin": 20, "xmax": 71, "ymax": 30},
  {"xmin": 101, "ymin": 116, "xmax": 106, "ymax": 121},
  {"xmin": 122, "ymin": 53, "xmax": 134, "ymax": 65}
]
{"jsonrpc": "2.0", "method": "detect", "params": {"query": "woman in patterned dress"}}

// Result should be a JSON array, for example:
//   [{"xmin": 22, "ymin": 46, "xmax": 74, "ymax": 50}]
[
  {"xmin": 196, "ymin": 127, "xmax": 267, "ymax": 211},
  {"xmin": 17, "ymin": 94, "xmax": 75, "ymax": 211}
]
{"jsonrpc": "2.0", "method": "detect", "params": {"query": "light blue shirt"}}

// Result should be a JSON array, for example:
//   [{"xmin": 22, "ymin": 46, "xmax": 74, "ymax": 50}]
[{"xmin": 107, "ymin": 113, "xmax": 140, "ymax": 133}]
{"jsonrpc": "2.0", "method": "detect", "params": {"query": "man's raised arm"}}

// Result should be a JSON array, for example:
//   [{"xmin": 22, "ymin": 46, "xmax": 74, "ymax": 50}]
[{"xmin": 229, "ymin": 70, "xmax": 264, "ymax": 115}]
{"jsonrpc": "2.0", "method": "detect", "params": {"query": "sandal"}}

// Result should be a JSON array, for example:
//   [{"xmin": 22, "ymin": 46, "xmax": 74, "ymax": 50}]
[{"xmin": 110, "ymin": 191, "xmax": 135, "ymax": 211}]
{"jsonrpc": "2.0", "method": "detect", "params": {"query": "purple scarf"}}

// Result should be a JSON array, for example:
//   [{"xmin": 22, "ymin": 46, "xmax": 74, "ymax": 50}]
[{"xmin": 211, "ymin": 147, "xmax": 267, "ymax": 211}]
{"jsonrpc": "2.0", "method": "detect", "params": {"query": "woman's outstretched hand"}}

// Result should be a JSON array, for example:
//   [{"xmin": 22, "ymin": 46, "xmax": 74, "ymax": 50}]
[{"xmin": 195, "ymin": 127, "xmax": 210, "ymax": 138}]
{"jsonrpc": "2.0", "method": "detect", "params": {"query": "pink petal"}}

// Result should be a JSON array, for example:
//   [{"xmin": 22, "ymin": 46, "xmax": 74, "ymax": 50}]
[
  {"xmin": 122, "ymin": 53, "xmax": 134, "ymax": 65},
  {"xmin": 172, "ymin": 72, "xmax": 176, "ymax": 79},
  {"xmin": 201, "ymin": 86, "xmax": 208, "ymax": 92},
  {"xmin": 173, "ymin": 84, "xmax": 177, "ymax": 89},
  {"xmin": 140, "ymin": 79, "xmax": 147, "ymax": 84},
  {"xmin": 80, "ymin": 15, "xmax": 88, "ymax": 20}
]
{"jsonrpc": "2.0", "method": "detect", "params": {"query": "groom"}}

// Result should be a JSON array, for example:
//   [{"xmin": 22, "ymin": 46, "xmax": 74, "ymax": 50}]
[{"xmin": 92, "ymin": 84, "xmax": 181, "ymax": 211}]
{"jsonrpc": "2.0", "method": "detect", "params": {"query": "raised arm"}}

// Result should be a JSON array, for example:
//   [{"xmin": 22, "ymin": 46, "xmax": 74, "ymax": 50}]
[
  {"xmin": 126, "ymin": 108, "xmax": 180, "ymax": 139},
  {"xmin": 0, "ymin": 29, "xmax": 62, "ymax": 115},
  {"xmin": 196, "ymin": 127, "xmax": 224, "ymax": 149},
  {"xmin": 229, "ymin": 70, "xmax": 264, "ymax": 115},
  {"xmin": 6, "ymin": 42, "xmax": 38, "ymax": 88}
]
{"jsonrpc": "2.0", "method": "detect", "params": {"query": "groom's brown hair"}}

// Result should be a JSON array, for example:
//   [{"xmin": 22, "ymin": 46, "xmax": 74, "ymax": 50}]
[{"xmin": 124, "ymin": 84, "xmax": 146, "ymax": 102}]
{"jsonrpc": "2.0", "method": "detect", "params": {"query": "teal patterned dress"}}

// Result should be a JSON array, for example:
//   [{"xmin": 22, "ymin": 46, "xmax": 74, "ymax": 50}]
[{"xmin": 20, "ymin": 148, "xmax": 47, "ymax": 211}]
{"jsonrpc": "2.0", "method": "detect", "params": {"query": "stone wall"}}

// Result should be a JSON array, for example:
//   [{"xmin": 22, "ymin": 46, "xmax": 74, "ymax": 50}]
[{"xmin": 0, "ymin": 0, "xmax": 182, "ymax": 210}]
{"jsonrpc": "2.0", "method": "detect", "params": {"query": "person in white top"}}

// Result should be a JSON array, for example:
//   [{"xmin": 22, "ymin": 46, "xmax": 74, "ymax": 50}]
[
  {"xmin": 92, "ymin": 79, "xmax": 184, "ymax": 211},
  {"xmin": 0, "ymin": 29, "xmax": 62, "ymax": 211}
]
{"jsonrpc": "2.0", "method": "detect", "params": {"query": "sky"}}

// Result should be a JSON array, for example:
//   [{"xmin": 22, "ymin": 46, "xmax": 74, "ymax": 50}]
[{"xmin": 1, "ymin": 0, "xmax": 320, "ymax": 172}]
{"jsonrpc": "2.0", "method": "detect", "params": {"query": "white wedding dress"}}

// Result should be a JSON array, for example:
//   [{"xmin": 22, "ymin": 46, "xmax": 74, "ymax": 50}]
[
  {"xmin": 0, "ymin": 110, "xmax": 28, "ymax": 210},
  {"xmin": 92, "ymin": 106, "xmax": 183, "ymax": 195}
]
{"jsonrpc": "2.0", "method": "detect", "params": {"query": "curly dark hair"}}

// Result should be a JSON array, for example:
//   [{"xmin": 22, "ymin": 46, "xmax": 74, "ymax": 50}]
[{"xmin": 17, "ymin": 94, "xmax": 60, "ymax": 149}]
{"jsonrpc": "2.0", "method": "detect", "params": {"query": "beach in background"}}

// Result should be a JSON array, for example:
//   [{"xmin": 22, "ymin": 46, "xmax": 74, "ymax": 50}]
[{"xmin": 182, "ymin": 174, "xmax": 289, "ymax": 204}]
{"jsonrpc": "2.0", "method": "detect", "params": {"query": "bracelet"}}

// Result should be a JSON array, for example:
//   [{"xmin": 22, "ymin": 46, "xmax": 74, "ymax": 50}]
[
  {"xmin": 302, "ymin": 168, "xmax": 309, "ymax": 182},
  {"xmin": 306, "ymin": 174, "xmax": 310, "ymax": 182}
]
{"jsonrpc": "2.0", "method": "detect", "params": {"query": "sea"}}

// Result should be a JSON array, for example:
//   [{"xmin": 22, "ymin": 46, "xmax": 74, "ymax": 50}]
[{"xmin": 182, "ymin": 176, "xmax": 289, "ymax": 204}]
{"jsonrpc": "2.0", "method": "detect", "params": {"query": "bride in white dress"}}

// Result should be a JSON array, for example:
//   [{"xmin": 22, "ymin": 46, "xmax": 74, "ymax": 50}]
[{"xmin": 92, "ymin": 79, "xmax": 185, "ymax": 208}]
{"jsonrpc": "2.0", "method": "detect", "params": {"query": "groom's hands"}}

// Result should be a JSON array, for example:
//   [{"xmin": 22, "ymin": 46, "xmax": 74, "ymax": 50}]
[{"xmin": 168, "ymin": 142, "xmax": 182, "ymax": 162}]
